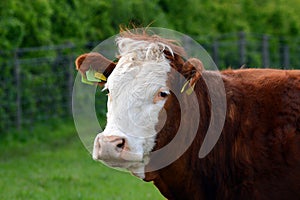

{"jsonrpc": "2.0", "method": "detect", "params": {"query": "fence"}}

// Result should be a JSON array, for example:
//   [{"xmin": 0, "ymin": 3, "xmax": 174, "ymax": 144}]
[
  {"xmin": 0, "ymin": 32, "xmax": 300, "ymax": 134},
  {"xmin": 198, "ymin": 32, "xmax": 300, "ymax": 69},
  {"xmin": 1, "ymin": 43, "xmax": 78, "ymax": 133}
]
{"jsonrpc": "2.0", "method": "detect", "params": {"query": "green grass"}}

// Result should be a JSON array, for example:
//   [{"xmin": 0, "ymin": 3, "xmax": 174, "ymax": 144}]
[{"xmin": 0, "ymin": 120, "xmax": 165, "ymax": 200}]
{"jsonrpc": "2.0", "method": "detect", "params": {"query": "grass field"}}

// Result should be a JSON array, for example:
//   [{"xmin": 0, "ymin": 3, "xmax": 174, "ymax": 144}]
[{"xmin": 0, "ymin": 120, "xmax": 165, "ymax": 200}]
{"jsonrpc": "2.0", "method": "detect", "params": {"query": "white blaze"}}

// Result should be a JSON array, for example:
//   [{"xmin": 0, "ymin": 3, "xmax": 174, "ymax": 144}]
[{"xmin": 96, "ymin": 37, "xmax": 173, "ymax": 178}]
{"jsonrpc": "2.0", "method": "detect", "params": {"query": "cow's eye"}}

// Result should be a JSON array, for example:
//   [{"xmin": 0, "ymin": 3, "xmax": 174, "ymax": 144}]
[
  {"xmin": 154, "ymin": 88, "xmax": 170, "ymax": 103},
  {"xmin": 159, "ymin": 91, "xmax": 169, "ymax": 98}
]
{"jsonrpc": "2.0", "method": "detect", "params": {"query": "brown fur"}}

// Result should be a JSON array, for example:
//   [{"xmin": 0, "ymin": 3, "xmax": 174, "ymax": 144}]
[
  {"xmin": 75, "ymin": 31, "xmax": 300, "ymax": 200},
  {"xmin": 145, "ymin": 66, "xmax": 300, "ymax": 200},
  {"xmin": 119, "ymin": 28, "xmax": 186, "ymax": 57}
]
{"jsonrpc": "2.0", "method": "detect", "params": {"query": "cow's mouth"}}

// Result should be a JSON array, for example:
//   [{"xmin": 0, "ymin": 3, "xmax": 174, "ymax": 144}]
[
  {"xmin": 99, "ymin": 157, "xmax": 148, "ymax": 176},
  {"xmin": 101, "ymin": 159, "xmax": 140, "ymax": 167}
]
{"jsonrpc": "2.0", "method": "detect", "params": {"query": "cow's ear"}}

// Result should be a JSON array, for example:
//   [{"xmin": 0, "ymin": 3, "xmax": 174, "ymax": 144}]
[
  {"xmin": 75, "ymin": 52, "xmax": 116, "ymax": 86},
  {"xmin": 180, "ymin": 58, "xmax": 204, "ymax": 94}
]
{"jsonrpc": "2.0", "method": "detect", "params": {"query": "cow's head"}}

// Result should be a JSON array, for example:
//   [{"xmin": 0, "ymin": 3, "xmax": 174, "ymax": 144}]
[{"xmin": 75, "ymin": 32, "xmax": 204, "ymax": 178}]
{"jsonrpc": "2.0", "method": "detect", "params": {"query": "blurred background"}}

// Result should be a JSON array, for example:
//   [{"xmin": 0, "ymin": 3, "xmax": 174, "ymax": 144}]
[{"xmin": 1, "ymin": 0, "xmax": 300, "ymax": 199}]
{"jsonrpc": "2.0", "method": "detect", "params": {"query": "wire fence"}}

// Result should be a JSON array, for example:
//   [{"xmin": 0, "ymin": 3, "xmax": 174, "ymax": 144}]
[
  {"xmin": 1, "ymin": 43, "xmax": 78, "ymax": 133},
  {"xmin": 197, "ymin": 32, "xmax": 300, "ymax": 69},
  {"xmin": 1, "ymin": 32, "xmax": 300, "ymax": 134}
]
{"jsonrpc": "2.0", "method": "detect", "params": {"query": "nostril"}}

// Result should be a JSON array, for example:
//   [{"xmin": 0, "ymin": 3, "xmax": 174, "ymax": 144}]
[{"xmin": 116, "ymin": 138, "xmax": 125, "ymax": 149}]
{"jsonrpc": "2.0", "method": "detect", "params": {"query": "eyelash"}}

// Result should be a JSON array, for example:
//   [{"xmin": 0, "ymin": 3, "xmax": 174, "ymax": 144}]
[{"xmin": 102, "ymin": 85, "xmax": 109, "ymax": 94}]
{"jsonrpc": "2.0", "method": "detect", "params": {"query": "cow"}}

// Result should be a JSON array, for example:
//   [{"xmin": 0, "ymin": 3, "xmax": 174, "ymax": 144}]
[{"xmin": 75, "ymin": 30, "xmax": 300, "ymax": 200}]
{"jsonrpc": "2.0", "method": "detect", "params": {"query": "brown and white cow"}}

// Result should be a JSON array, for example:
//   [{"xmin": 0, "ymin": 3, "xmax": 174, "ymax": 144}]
[{"xmin": 75, "ymin": 31, "xmax": 300, "ymax": 200}]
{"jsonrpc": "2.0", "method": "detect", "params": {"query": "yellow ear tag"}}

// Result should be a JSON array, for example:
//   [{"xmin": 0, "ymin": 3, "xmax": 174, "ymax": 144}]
[
  {"xmin": 181, "ymin": 80, "xmax": 190, "ymax": 93},
  {"xmin": 180, "ymin": 80, "xmax": 195, "ymax": 95},
  {"xmin": 94, "ymin": 72, "xmax": 107, "ymax": 81},
  {"xmin": 185, "ymin": 83, "xmax": 195, "ymax": 95},
  {"xmin": 81, "ymin": 75, "xmax": 95, "ymax": 85}
]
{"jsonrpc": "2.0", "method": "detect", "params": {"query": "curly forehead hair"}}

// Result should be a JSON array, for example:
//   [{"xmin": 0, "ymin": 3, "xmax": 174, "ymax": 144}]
[{"xmin": 118, "ymin": 27, "xmax": 186, "ymax": 58}]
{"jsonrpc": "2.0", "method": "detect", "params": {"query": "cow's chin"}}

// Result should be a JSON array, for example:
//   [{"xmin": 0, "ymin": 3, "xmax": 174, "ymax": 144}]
[{"xmin": 99, "ymin": 155, "xmax": 150, "ymax": 179}]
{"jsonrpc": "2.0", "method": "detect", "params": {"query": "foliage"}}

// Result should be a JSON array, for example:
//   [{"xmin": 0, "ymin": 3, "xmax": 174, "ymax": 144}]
[
  {"xmin": 1, "ymin": 0, "xmax": 300, "ymax": 49},
  {"xmin": 0, "ymin": 1, "xmax": 300, "ymax": 197},
  {"xmin": 1, "ymin": 0, "xmax": 300, "ymax": 133}
]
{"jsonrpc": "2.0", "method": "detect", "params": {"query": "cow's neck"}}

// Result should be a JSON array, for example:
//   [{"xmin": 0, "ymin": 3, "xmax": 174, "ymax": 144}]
[
  {"xmin": 144, "ymin": 74, "xmax": 215, "ymax": 199},
  {"xmin": 145, "ymin": 149, "xmax": 212, "ymax": 199}
]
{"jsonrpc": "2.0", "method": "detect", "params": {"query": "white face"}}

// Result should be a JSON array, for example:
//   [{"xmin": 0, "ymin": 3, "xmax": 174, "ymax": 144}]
[{"xmin": 92, "ymin": 38, "xmax": 172, "ymax": 178}]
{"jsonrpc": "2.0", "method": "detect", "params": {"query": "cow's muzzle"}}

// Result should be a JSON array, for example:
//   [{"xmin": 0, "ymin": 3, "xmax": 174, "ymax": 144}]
[{"xmin": 92, "ymin": 134, "xmax": 143, "ymax": 163}]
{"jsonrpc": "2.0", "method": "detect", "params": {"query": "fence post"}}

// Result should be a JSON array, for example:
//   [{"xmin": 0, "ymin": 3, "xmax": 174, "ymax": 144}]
[
  {"xmin": 68, "ymin": 52, "xmax": 74, "ymax": 115},
  {"xmin": 262, "ymin": 35, "xmax": 270, "ymax": 68},
  {"xmin": 14, "ymin": 50, "xmax": 22, "ymax": 131},
  {"xmin": 238, "ymin": 32, "xmax": 246, "ymax": 66},
  {"xmin": 282, "ymin": 45, "xmax": 290, "ymax": 69},
  {"xmin": 279, "ymin": 37, "xmax": 290, "ymax": 69},
  {"xmin": 212, "ymin": 38, "xmax": 219, "ymax": 67}
]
